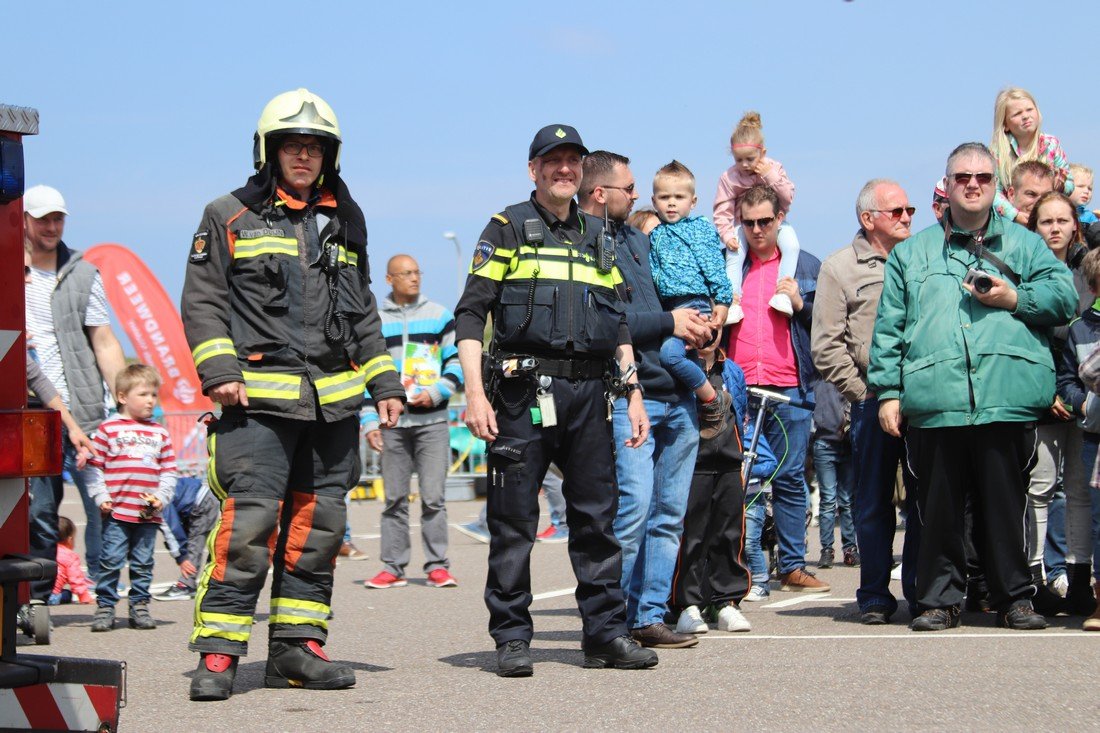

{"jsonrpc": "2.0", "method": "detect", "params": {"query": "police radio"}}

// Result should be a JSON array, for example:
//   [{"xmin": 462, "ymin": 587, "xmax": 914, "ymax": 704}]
[
  {"xmin": 597, "ymin": 205, "xmax": 615, "ymax": 274},
  {"xmin": 523, "ymin": 219, "xmax": 544, "ymax": 247}
]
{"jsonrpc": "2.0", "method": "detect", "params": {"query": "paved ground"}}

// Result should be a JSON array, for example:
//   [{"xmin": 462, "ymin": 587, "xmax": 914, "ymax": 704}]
[{"xmin": 19, "ymin": 487, "xmax": 1100, "ymax": 732}]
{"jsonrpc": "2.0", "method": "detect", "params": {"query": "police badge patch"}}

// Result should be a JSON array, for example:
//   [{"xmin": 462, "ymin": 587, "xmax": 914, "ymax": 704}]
[
  {"xmin": 189, "ymin": 230, "xmax": 210, "ymax": 263},
  {"xmin": 471, "ymin": 240, "xmax": 495, "ymax": 271}
]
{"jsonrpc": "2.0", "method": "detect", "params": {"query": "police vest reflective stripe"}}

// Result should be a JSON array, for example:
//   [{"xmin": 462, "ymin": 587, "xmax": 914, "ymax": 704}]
[
  {"xmin": 269, "ymin": 597, "xmax": 330, "ymax": 630},
  {"xmin": 192, "ymin": 337, "xmax": 237, "ymax": 368},
  {"xmin": 233, "ymin": 236, "xmax": 298, "ymax": 260},
  {"xmin": 485, "ymin": 200, "xmax": 626, "ymax": 358}
]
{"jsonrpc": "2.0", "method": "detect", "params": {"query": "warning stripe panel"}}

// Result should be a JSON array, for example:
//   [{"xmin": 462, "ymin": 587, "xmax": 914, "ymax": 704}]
[{"xmin": 0, "ymin": 683, "xmax": 118, "ymax": 730}]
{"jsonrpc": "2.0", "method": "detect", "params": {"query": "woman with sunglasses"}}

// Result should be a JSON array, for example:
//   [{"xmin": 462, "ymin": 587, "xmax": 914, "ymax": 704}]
[
  {"xmin": 991, "ymin": 87, "xmax": 1074, "ymax": 225},
  {"xmin": 1030, "ymin": 192, "xmax": 1100, "ymax": 624}
]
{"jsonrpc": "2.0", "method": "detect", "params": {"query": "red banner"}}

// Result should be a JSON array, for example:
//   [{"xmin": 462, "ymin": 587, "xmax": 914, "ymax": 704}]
[{"xmin": 84, "ymin": 243, "xmax": 213, "ymax": 414}]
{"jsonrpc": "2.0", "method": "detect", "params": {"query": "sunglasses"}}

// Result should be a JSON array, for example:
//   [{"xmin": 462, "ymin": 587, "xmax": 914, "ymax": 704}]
[
  {"xmin": 742, "ymin": 216, "xmax": 775, "ymax": 230},
  {"xmin": 952, "ymin": 172, "xmax": 995, "ymax": 186},
  {"xmin": 871, "ymin": 206, "xmax": 916, "ymax": 220},
  {"xmin": 602, "ymin": 184, "xmax": 636, "ymax": 194}
]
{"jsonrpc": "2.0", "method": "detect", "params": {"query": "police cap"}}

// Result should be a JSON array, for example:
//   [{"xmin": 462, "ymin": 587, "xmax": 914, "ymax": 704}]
[{"xmin": 528, "ymin": 124, "xmax": 589, "ymax": 161}]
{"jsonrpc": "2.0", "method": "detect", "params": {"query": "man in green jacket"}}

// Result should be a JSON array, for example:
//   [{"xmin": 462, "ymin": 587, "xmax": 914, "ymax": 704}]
[{"xmin": 868, "ymin": 142, "xmax": 1077, "ymax": 632}]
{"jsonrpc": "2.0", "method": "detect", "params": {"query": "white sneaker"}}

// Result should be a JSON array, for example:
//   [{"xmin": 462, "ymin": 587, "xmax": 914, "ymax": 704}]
[
  {"xmin": 1051, "ymin": 573, "xmax": 1069, "ymax": 598},
  {"xmin": 675, "ymin": 605, "xmax": 708, "ymax": 634},
  {"xmin": 724, "ymin": 302, "xmax": 744, "ymax": 325},
  {"xmin": 717, "ymin": 603, "xmax": 752, "ymax": 632},
  {"xmin": 768, "ymin": 293, "xmax": 794, "ymax": 315},
  {"xmin": 890, "ymin": 563, "xmax": 902, "ymax": 581},
  {"xmin": 743, "ymin": 585, "xmax": 771, "ymax": 602}
]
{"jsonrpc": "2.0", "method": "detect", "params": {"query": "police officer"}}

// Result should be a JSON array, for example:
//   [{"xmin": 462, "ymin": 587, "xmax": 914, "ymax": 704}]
[
  {"xmin": 182, "ymin": 88, "xmax": 405, "ymax": 701},
  {"xmin": 455, "ymin": 124, "xmax": 656, "ymax": 676}
]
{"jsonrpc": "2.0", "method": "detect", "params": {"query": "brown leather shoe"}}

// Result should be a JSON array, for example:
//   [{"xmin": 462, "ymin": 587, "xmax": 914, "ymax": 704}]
[
  {"xmin": 338, "ymin": 542, "xmax": 368, "ymax": 560},
  {"xmin": 778, "ymin": 567, "xmax": 831, "ymax": 593},
  {"xmin": 630, "ymin": 622, "xmax": 699, "ymax": 649}
]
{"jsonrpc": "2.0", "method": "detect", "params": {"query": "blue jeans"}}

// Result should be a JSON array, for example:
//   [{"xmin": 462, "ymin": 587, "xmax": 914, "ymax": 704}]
[
  {"xmin": 744, "ymin": 487, "xmax": 769, "ymax": 586},
  {"xmin": 96, "ymin": 516, "xmax": 158, "ymax": 607},
  {"xmin": 613, "ymin": 396, "xmax": 699, "ymax": 628},
  {"xmin": 29, "ymin": 434, "xmax": 103, "ymax": 596},
  {"xmin": 753, "ymin": 385, "xmax": 813, "ymax": 574},
  {"xmin": 813, "ymin": 437, "xmax": 856, "ymax": 552},
  {"xmin": 850, "ymin": 397, "xmax": 920, "ymax": 615},
  {"xmin": 1080, "ymin": 433, "xmax": 1100, "ymax": 580},
  {"xmin": 1044, "ymin": 490, "xmax": 1067, "ymax": 579},
  {"xmin": 658, "ymin": 296, "xmax": 711, "ymax": 393}
]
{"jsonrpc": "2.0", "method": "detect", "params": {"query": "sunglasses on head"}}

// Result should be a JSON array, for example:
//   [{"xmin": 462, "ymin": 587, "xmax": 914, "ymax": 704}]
[
  {"xmin": 952, "ymin": 172, "xmax": 995, "ymax": 186},
  {"xmin": 742, "ymin": 216, "xmax": 775, "ymax": 230}
]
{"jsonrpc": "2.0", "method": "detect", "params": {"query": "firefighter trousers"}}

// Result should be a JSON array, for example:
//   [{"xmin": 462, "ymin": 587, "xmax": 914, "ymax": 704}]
[{"xmin": 189, "ymin": 409, "xmax": 358, "ymax": 657}]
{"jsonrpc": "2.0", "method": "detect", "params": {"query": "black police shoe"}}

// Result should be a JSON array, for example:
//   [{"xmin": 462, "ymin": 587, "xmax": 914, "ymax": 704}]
[
  {"xmin": 997, "ymin": 600, "xmax": 1048, "ymax": 630},
  {"xmin": 190, "ymin": 653, "xmax": 239, "ymax": 701},
  {"xmin": 496, "ymin": 639, "xmax": 534, "ymax": 678},
  {"xmin": 265, "ymin": 640, "xmax": 356, "ymax": 689},
  {"xmin": 583, "ymin": 635, "xmax": 659, "ymax": 669}
]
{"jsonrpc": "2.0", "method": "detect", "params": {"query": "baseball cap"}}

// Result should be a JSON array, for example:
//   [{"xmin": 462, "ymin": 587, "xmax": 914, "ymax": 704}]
[
  {"xmin": 933, "ymin": 177, "xmax": 948, "ymax": 201},
  {"xmin": 528, "ymin": 124, "xmax": 588, "ymax": 161},
  {"xmin": 23, "ymin": 185, "xmax": 69, "ymax": 218}
]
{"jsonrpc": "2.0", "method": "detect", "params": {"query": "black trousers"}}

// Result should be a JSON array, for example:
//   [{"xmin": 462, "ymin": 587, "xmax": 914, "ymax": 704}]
[
  {"xmin": 485, "ymin": 375, "xmax": 628, "ymax": 647},
  {"xmin": 671, "ymin": 470, "xmax": 749, "ymax": 609},
  {"xmin": 908, "ymin": 422, "xmax": 1037, "ymax": 611}
]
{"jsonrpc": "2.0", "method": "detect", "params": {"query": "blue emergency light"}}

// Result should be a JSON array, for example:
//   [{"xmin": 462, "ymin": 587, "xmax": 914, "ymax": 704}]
[{"xmin": 0, "ymin": 137, "xmax": 25, "ymax": 203}]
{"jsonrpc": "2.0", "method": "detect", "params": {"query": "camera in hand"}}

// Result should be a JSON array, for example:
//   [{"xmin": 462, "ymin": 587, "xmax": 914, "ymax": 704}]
[{"xmin": 964, "ymin": 268, "xmax": 993, "ymax": 294}]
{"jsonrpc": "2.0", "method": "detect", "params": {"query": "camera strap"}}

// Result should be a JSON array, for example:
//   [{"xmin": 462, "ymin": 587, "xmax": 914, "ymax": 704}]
[{"xmin": 962, "ymin": 238, "xmax": 1020, "ymax": 286}]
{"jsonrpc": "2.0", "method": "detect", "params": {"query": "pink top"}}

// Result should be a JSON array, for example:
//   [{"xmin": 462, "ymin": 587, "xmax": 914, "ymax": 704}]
[
  {"xmin": 727, "ymin": 248, "xmax": 799, "ymax": 387},
  {"xmin": 713, "ymin": 157, "xmax": 795, "ymax": 246},
  {"xmin": 53, "ymin": 544, "xmax": 94, "ymax": 603}
]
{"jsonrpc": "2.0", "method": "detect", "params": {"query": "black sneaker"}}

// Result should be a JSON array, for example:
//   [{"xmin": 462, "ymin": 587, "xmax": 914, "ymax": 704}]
[
  {"xmin": 154, "ymin": 582, "xmax": 196, "ymax": 602},
  {"xmin": 190, "ymin": 653, "xmax": 239, "ymax": 701},
  {"xmin": 91, "ymin": 606, "xmax": 115, "ymax": 633},
  {"xmin": 496, "ymin": 639, "xmax": 533, "ymax": 678},
  {"xmin": 842, "ymin": 547, "xmax": 861, "ymax": 567},
  {"xmin": 818, "ymin": 547, "xmax": 835, "ymax": 569},
  {"xmin": 997, "ymin": 600, "xmax": 1048, "ymax": 630},
  {"xmin": 910, "ymin": 606, "xmax": 960, "ymax": 632},
  {"xmin": 699, "ymin": 391, "xmax": 732, "ymax": 441},
  {"xmin": 860, "ymin": 605, "xmax": 892, "ymax": 625},
  {"xmin": 265, "ymin": 639, "xmax": 356, "ymax": 689},
  {"xmin": 583, "ymin": 635, "xmax": 659, "ymax": 669},
  {"xmin": 128, "ymin": 600, "xmax": 156, "ymax": 630}
]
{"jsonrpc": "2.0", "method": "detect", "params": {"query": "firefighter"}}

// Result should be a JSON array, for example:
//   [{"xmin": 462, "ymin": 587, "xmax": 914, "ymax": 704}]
[
  {"xmin": 182, "ymin": 88, "xmax": 404, "ymax": 701},
  {"xmin": 455, "ymin": 124, "xmax": 656, "ymax": 676}
]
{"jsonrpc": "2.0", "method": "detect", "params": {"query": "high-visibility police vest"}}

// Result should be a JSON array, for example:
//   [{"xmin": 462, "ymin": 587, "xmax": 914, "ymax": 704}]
[{"xmin": 489, "ymin": 200, "xmax": 625, "ymax": 359}]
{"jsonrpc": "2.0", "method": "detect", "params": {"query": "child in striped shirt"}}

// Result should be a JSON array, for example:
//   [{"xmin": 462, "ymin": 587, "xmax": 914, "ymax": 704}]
[{"xmin": 87, "ymin": 364, "xmax": 177, "ymax": 632}]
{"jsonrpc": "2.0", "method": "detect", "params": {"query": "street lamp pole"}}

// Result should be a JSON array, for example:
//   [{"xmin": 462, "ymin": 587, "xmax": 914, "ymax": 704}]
[{"xmin": 443, "ymin": 231, "xmax": 463, "ymax": 302}]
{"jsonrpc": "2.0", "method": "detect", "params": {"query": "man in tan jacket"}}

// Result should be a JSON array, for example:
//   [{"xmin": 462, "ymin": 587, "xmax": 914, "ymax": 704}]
[{"xmin": 811, "ymin": 179, "xmax": 920, "ymax": 626}]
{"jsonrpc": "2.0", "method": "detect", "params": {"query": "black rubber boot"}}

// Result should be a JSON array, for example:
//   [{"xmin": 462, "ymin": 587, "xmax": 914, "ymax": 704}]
[
  {"xmin": 190, "ymin": 653, "xmax": 239, "ymax": 701},
  {"xmin": 1065, "ymin": 563, "xmax": 1098, "ymax": 617},
  {"xmin": 1030, "ymin": 564, "xmax": 1065, "ymax": 617},
  {"xmin": 265, "ymin": 640, "xmax": 356, "ymax": 690}
]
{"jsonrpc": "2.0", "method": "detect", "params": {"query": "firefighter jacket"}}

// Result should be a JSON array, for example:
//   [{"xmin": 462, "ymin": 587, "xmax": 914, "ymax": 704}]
[
  {"xmin": 182, "ymin": 171, "xmax": 402, "ymax": 422},
  {"xmin": 454, "ymin": 195, "xmax": 630, "ymax": 360}
]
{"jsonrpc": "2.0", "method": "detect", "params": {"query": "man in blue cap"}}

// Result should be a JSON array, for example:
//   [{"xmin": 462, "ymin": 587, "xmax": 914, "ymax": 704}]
[{"xmin": 455, "ymin": 124, "xmax": 656, "ymax": 676}]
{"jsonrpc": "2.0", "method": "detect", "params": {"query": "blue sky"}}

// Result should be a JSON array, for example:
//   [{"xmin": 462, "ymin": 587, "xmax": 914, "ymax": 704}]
[{"xmin": 9, "ymin": 1, "xmax": 1100, "ymax": 354}]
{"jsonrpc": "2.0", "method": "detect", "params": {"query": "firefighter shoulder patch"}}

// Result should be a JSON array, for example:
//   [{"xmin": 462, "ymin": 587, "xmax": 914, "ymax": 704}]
[
  {"xmin": 189, "ymin": 231, "xmax": 210, "ymax": 263},
  {"xmin": 471, "ymin": 240, "xmax": 495, "ymax": 271}
]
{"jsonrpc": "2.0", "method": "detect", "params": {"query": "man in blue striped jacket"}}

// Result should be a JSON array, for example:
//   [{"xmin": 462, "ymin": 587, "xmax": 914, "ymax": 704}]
[{"xmin": 363, "ymin": 254, "xmax": 465, "ymax": 590}]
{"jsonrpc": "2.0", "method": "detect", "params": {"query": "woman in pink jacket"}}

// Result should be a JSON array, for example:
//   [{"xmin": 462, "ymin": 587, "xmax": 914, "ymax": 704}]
[{"xmin": 713, "ymin": 112, "xmax": 800, "ymax": 323}]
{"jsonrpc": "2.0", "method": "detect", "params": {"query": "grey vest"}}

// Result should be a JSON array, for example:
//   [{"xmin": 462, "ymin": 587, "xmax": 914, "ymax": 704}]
[{"xmin": 51, "ymin": 244, "xmax": 107, "ymax": 433}]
